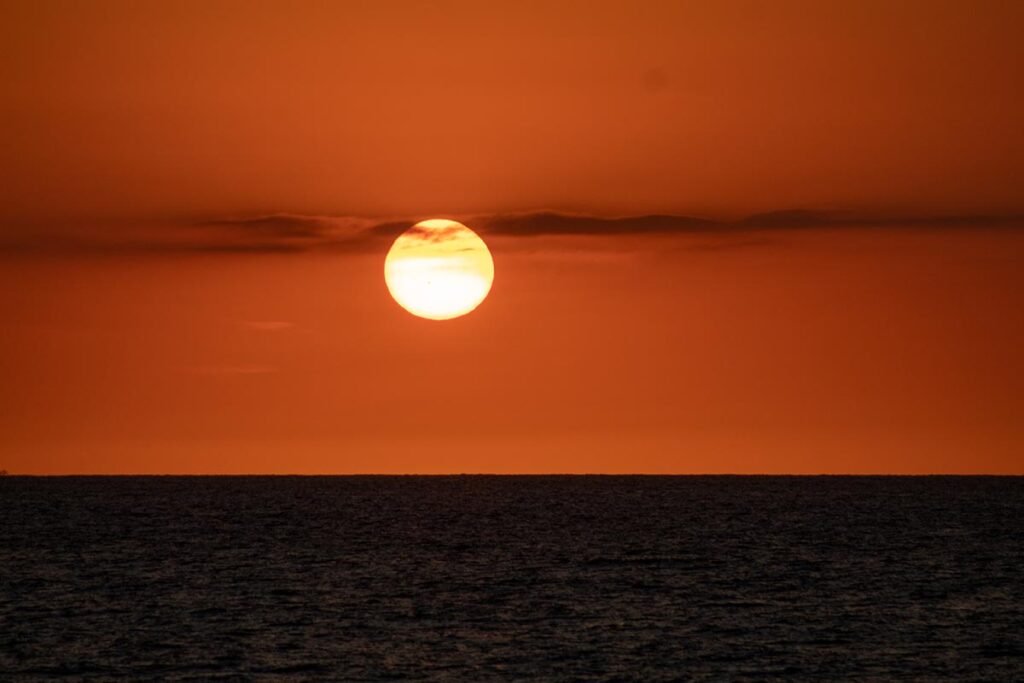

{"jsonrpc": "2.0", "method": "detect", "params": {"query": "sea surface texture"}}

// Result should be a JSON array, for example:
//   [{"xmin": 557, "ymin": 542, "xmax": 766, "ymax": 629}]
[{"xmin": 1, "ymin": 476, "xmax": 1022, "ymax": 680}]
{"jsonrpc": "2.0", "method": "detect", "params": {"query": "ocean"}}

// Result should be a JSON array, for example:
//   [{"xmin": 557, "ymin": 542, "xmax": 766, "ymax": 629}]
[{"xmin": 1, "ymin": 476, "xmax": 1022, "ymax": 680}]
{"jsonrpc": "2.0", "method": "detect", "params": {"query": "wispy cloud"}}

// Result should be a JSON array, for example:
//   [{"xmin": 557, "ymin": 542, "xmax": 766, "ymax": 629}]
[
  {"xmin": 478, "ymin": 210, "xmax": 1024, "ymax": 236},
  {"xmin": 478, "ymin": 212, "xmax": 717, "ymax": 236},
  {"xmin": 188, "ymin": 213, "xmax": 382, "ymax": 253}
]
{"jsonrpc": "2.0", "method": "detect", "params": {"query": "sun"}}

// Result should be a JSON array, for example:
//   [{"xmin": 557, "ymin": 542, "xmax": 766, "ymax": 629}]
[{"xmin": 384, "ymin": 219, "xmax": 495, "ymax": 320}]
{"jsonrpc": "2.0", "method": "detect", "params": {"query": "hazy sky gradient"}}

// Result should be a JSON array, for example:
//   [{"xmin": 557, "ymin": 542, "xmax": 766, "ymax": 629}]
[
  {"xmin": 3, "ymin": 0, "xmax": 1023, "ymax": 225},
  {"xmin": 1, "ymin": 1, "xmax": 1022, "ymax": 473}
]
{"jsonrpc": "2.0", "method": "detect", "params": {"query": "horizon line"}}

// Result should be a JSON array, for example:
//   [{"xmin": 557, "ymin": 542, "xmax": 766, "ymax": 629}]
[{"xmin": 3, "ymin": 472, "xmax": 1022, "ymax": 477}]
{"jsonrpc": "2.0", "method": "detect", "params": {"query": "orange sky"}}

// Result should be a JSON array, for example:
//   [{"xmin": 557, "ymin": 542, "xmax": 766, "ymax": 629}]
[{"xmin": 1, "ymin": 1, "xmax": 1022, "ymax": 473}]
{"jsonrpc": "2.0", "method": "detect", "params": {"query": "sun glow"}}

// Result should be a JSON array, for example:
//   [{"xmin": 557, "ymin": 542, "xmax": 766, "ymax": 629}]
[{"xmin": 384, "ymin": 219, "xmax": 494, "ymax": 320}]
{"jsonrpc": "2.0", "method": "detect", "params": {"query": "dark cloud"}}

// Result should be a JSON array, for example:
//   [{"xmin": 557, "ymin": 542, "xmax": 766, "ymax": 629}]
[
  {"xmin": 367, "ymin": 220, "xmax": 416, "ymax": 239},
  {"xmin": 189, "ymin": 213, "xmax": 381, "ymax": 252},
  {"xmin": 738, "ymin": 210, "xmax": 1024, "ymax": 231},
  {"xmin": 478, "ymin": 210, "xmax": 1024, "ymax": 238},
  {"xmin": 477, "ymin": 212, "xmax": 716, "ymax": 236},
  {"xmin": 738, "ymin": 210, "xmax": 845, "ymax": 228},
  {"xmin": 1, "ymin": 211, "xmax": 1021, "ymax": 255},
  {"xmin": 0, "ymin": 214, "xmax": 383, "ymax": 255},
  {"xmin": 200, "ymin": 214, "xmax": 333, "ymax": 239}
]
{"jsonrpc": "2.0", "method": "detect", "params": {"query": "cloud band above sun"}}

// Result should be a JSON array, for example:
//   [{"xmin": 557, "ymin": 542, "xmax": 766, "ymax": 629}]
[{"xmin": 2, "ymin": 211, "xmax": 1023, "ymax": 256}]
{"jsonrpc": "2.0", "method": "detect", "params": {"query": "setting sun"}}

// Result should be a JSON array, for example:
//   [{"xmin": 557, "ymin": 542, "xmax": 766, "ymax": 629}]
[
  {"xmin": 3, "ymin": 2, "xmax": 1024, "ymax": 679},
  {"xmin": 384, "ymin": 219, "xmax": 494, "ymax": 320}
]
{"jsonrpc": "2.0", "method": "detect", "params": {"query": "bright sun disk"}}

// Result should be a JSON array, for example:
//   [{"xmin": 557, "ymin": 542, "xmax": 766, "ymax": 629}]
[{"xmin": 384, "ymin": 219, "xmax": 494, "ymax": 320}]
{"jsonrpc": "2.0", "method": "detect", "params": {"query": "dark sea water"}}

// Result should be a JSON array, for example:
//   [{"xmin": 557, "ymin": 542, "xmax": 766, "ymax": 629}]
[{"xmin": 1, "ymin": 476, "xmax": 1022, "ymax": 681}]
